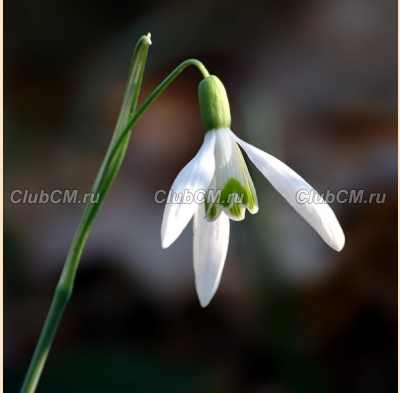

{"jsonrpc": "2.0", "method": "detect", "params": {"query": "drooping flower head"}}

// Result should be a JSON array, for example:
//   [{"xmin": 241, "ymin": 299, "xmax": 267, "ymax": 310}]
[
  {"xmin": 198, "ymin": 76, "xmax": 259, "ymax": 222},
  {"xmin": 161, "ymin": 75, "xmax": 345, "ymax": 307}
]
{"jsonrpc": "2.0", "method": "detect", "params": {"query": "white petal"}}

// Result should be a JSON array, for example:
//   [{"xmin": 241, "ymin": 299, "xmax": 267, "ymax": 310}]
[
  {"xmin": 161, "ymin": 131, "xmax": 216, "ymax": 249},
  {"xmin": 193, "ymin": 208, "xmax": 230, "ymax": 307},
  {"xmin": 232, "ymin": 133, "xmax": 345, "ymax": 252}
]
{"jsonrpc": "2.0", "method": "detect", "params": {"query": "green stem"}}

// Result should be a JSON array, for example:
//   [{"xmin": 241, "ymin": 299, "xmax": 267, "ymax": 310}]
[
  {"xmin": 20, "ymin": 58, "xmax": 209, "ymax": 393},
  {"xmin": 96, "ymin": 59, "xmax": 209, "ymax": 190}
]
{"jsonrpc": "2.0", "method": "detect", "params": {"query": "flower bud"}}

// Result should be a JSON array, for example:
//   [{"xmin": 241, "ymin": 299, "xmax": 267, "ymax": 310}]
[{"xmin": 198, "ymin": 75, "xmax": 231, "ymax": 132}]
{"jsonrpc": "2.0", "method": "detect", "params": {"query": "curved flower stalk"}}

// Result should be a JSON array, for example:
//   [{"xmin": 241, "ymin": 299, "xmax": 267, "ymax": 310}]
[{"xmin": 161, "ymin": 75, "xmax": 345, "ymax": 307}]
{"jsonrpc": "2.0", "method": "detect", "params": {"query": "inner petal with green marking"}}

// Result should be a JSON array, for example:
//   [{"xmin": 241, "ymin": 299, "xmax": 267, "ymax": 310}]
[{"xmin": 204, "ymin": 128, "xmax": 259, "ymax": 222}]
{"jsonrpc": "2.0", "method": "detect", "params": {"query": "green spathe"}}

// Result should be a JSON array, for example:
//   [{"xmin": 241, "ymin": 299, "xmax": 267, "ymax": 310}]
[{"xmin": 198, "ymin": 75, "xmax": 231, "ymax": 132}]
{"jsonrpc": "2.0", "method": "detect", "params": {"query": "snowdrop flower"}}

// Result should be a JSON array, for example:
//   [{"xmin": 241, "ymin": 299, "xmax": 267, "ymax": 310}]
[{"xmin": 161, "ymin": 75, "xmax": 345, "ymax": 307}]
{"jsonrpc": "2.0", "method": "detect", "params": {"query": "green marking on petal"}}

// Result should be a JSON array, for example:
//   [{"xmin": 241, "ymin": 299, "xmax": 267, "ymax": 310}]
[
  {"xmin": 204, "ymin": 201, "xmax": 218, "ymax": 221},
  {"xmin": 239, "ymin": 158, "xmax": 257, "ymax": 212},
  {"xmin": 204, "ymin": 199, "xmax": 210, "ymax": 214},
  {"xmin": 220, "ymin": 178, "xmax": 247, "ymax": 208},
  {"xmin": 245, "ymin": 182, "xmax": 257, "ymax": 212},
  {"xmin": 229, "ymin": 202, "xmax": 243, "ymax": 218}
]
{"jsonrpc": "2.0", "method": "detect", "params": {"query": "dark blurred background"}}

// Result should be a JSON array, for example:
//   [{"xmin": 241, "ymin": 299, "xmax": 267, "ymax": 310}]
[{"xmin": 4, "ymin": 0, "xmax": 397, "ymax": 392}]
